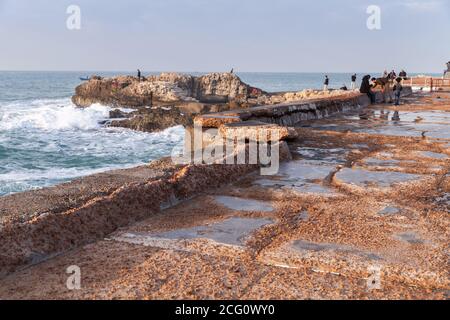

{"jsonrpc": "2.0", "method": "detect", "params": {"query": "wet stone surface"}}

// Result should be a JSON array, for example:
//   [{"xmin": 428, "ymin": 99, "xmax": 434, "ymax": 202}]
[
  {"xmin": 296, "ymin": 148, "xmax": 347, "ymax": 164},
  {"xmin": 378, "ymin": 206, "xmax": 401, "ymax": 216},
  {"xmin": 336, "ymin": 168, "xmax": 422, "ymax": 188},
  {"xmin": 117, "ymin": 217, "xmax": 274, "ymax": 247},
  {"xmin": 291, "ymin": 240, "xmax": 382, "ymax": 261},
  {"xmin": 395, "ymin": 232, "xmax": 425, "ymax": 245},
  {"xmin": 214, "ymin": 196, "xmax": 274, "ymax": 212},
  {"xmin": 154, "ymin": 217, "xmax": 274, "ymax": 246},
  {"xmin": 254, "ymin": 161, "xmax": 336, "ymax": 195},
  {"xmin": 418, "ymin": 151, "xmax": 448, "ymax": 160},
  {"xmin": 363, "ymin": 157, "xmax": 400, "ymax": 167},
  {"xmin": 303, "ymin": 109, "xmax": 450, "ymax": 139}
]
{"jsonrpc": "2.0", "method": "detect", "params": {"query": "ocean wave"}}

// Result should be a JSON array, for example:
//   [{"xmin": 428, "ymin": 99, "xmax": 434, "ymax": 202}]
[
  {"xmin": 0, "ymin": 97, "xmax": 186, "ymax": 195},
  {"xmin": 0, "ymin": 98, "xmax": 113, "ymax": 131}
]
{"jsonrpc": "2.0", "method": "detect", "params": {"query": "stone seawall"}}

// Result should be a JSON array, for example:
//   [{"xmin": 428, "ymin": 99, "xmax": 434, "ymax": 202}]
[
  {"xmin": 0, "ymin": 160, "xmax": 259, "ymax": 277},
  {"xmin": 195, "ymin": 88, "xmax": 412, "ymax": 129}
]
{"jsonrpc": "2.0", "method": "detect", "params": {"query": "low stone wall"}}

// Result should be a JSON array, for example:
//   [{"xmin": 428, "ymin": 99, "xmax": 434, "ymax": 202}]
[
  {"xmin": 195, "ymin": 89, "xmax": 412, "ymax": 128},
  {"xmin": 0, "ymin": 160, "xmax": 260, "ymax": 277}
]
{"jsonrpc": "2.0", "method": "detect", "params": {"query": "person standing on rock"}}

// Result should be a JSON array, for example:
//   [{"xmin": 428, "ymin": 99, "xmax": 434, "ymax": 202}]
[
  {"xmin": 323, "ymin": 75, "xmax": 329, "ymax": 91},
  {"xmin": 137, "ymin": 69, "xmax": 141, "ymax": 82},
  {"xmin": 351, "ymin": 74, "xmax": 357, "ymax": 90}
]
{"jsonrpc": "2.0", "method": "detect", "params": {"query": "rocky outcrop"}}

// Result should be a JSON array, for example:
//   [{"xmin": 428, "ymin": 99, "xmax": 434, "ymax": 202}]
[
  {"xmin": 109, "ymin": 107, "xmax": 192, "ymax": 132},
  {"xmin": 72, "ymin": 72, "xmax": 264, "ymax": 108}
]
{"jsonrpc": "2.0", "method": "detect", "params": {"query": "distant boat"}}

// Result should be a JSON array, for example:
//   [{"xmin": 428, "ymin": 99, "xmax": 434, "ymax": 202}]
[{"xmin": 79, "ymin": 76, "xmax": 90, "ymax": 81}]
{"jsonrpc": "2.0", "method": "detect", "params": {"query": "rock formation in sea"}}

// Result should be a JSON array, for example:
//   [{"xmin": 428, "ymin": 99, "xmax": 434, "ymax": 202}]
[
  {"xmin": 72, "ymin": 72, "xmax": 352, "ymax": 133},
  {"xmin": 72, "ymin": 72, "xmax": 263, "ymax": 108}
]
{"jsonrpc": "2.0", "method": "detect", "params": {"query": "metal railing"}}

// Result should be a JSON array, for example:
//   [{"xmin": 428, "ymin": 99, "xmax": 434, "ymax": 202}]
[{"xmin": 408, "ymin": 77, "xmax": 450, "ymax": 91}]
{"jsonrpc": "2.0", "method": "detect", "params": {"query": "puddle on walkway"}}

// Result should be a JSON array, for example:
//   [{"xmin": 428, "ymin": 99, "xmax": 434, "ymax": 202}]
[
  {"xmin": 363, "ymin": 157, "xmax": 400, "ymax": 167},
  {"xmin": 336, "ymin": 168, "xmax": 422, "ymax": 188},
  {"xmin": 418, "ymin": 151, "xmax": 448, "ymax": 160},
  {"xmin": 254, "ymin": 161, "xmax": 336, "ymax": 195},
  {"xmin": 296, "ymin": 148, "xmax": 347, "ymax": 164},
  {"xmin": 301, "ymin": 109, "xmax": 450, "ymax": 139},
  {"xmin": 391, "ymin": 111, "xmax": 450, "ymax": 124},
  {"xmin": 351, "ymin": 143, "xmax": 369, "ymax": 149},
  {"xmin": 378, "ymin": 206, "xmax": 401, "ymax": 216},
  {"xmin": 291, "ymin": 240, "xmax": 382, "ymax": 261},
  {"xmin": 115, "ymin": 217, "xmax": 274, "ymax": 248},
  {"xmin": 395, "ymin": 232, "xmax": 425, "ymax": 245},
  {"xmin": 214, "ymin": 196, "xmax": 274, "ymax": 212}
]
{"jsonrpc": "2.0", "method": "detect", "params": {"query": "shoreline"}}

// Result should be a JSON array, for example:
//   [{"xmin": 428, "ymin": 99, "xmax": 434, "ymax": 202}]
[
  {"xmin": 1, "ymin": 74, "xmax": 449, "ymax": 299},
  {"xmin": 0, "ymin": 87, "xmax": 411, "ymax": 277},
  {"xmin": 0, "ymin": 89, "xmax": 448, "ymax": 299}
]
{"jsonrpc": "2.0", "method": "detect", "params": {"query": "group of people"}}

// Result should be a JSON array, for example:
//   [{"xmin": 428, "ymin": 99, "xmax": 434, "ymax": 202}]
[
  {"xmin": 360, "ymin": 71, "xmax": 407, "ymax": 106},
  {"xmin": 324, "ymin": 69, "xmax": 408, "ymax": 106}
]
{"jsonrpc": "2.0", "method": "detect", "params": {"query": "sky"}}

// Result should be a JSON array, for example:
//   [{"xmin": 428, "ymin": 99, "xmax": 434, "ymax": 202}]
[{"xmin": 0, "ymin": 0, "xmax": 449, "ymax": 73}]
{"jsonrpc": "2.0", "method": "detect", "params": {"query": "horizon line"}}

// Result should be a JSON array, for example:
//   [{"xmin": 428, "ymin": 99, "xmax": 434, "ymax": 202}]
[{"xmin": 0, "ymin": 70, "xmax": 443, "ymax": 75}]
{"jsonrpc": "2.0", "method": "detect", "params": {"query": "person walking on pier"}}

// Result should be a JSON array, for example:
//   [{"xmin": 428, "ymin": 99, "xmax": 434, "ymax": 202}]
[
  {"xmin": 393, "ymin": 77, "xmax": 403, "ymax": 106},
  {"xmin": 323, "ymin": 75, "xmax": 329, "ymax": 91},
  {"xmin": 351, "ymin": 74, "xmax": 357, "ymax": 90}
]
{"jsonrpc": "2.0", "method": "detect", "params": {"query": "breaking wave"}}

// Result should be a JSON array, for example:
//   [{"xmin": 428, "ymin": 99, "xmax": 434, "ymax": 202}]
[{"xmin": 0, "ymin": 98, "xmax": 185, "ymax": 196}]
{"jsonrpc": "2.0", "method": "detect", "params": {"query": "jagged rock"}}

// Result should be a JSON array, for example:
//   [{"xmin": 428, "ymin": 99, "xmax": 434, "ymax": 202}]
[
  {"xmin": 109, "ymin": 107, "xmax": 192, "ymax": 132},
  {"xmin": 109, "ymin": 109, "xmax": 129, "ymax": 119}
]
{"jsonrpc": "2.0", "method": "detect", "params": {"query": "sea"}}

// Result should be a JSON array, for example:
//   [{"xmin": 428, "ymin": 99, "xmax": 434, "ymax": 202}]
[{"xmin": 0, "ymin": 71, "xmax": 439, "ymax": 196}]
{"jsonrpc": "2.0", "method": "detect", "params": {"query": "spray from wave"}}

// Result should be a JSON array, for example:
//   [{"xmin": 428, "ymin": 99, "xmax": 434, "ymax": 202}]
[
  {"xmin": 0, "ymin": 98, "xmax": 113, "ymax": 131},
  {"xmin": 0, "ymin": 98, "xmax": 185, "ymax": 196}
]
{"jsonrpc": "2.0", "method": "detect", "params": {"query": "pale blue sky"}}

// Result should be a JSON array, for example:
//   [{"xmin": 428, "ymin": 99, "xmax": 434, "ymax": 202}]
[{"xmin": 0, "ymin": 0, "xmax": 448, "ymax": 72}]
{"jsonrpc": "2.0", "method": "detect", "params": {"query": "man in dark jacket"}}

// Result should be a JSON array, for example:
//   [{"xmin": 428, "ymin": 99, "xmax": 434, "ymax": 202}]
[
  {"xmin": 323, "ymin": 75, "xmax": 330, "ymax": 91},
  {"xmin": 351, "ymin": 74, "xmax": 357, "ymax": 90},
  {"xmin": 360, "ymin": 75, "xmax": 376, "ymax": 104}
]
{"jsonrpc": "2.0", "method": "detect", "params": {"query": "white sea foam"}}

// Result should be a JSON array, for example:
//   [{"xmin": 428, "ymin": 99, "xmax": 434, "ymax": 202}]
[
  {"xmin": 0, "ymin": 97, "xmax": 186, "ymax": 195},
  {"xmin": 0, "ymin": 99, "xmax": 113, "ymax": 131}
]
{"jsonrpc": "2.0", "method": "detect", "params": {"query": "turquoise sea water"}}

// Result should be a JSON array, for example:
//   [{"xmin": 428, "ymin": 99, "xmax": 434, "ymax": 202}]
[{"xmin": 0, "ymin": 71, "xmax": 438, "ymax": 196}]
